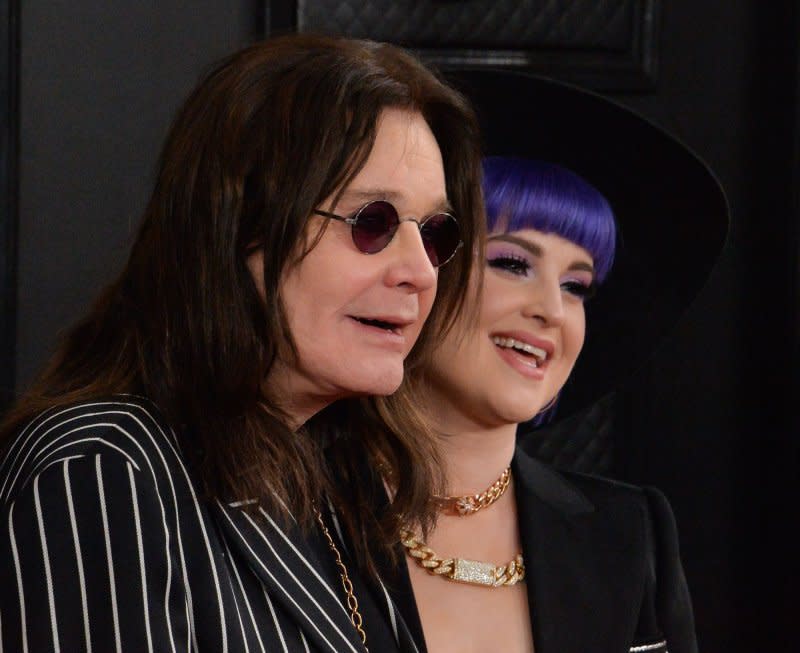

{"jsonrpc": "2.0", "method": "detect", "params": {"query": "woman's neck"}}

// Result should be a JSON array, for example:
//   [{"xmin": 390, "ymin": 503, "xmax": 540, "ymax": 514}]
[{"xmin": 436, "ymin": 422, "xmax": 518, "ymax": 496}]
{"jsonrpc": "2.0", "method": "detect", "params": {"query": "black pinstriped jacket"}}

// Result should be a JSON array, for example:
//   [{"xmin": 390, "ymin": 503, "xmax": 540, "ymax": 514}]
[{"xmin": 0, "ymin": 397, "xmax": 411, "ymax": 653}]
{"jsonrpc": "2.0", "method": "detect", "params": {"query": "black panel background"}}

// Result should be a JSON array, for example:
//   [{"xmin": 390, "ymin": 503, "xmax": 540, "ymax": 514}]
[{"xmin": 0, "ymin": 0, "xmax": 17, "ymax": 409}]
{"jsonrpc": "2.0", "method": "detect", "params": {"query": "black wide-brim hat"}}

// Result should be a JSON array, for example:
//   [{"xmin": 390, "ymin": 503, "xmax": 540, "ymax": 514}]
[{"xmin": 444, "ymin": 68, "xmax": 730, "ymax": 421}]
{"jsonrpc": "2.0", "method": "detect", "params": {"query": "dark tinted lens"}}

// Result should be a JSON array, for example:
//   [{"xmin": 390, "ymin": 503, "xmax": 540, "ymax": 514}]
[
  {"xmin": 420, "ymin": 213, "xmax": 461, "ymax": 267},
  {"xmin": 351, "ymin": 201, "xmax": 399, "ymax": 254}
]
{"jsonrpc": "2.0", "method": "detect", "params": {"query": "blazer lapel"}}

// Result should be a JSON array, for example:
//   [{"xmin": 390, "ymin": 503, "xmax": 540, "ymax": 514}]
[
  {"xmin": 324, "ymin": 498, "xmax": 422, "ymax": 653},
  {"xmin": 363, "ymin": 569, "xmax": 423, "ymax": 653},
  {"xmin": 213, "ymin": 500, "xmax": 366, "ymax": 653},
  {"xmin": 513, "ymin": 449, "xmax": 645, "ymax": 653}
]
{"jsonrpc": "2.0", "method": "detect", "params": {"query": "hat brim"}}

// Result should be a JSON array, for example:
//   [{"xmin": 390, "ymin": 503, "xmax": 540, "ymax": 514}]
[{"xmin": 444, "ymin": 69, "xmax": 730, "ymax": 421}]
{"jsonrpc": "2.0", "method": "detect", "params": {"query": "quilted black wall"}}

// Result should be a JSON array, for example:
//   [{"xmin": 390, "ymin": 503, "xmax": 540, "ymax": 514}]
[
  {"xmin": 284, "ymin": 0, "xmax": 659, "ymax": 89},
  {"xmin": 1, "ymin": 1, "xmax": 797, "ymax": 651}
]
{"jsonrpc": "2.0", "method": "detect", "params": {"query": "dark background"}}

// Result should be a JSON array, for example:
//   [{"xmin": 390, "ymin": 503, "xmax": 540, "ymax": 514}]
[{"xmin": 1, "ymin": 1, "xmax": 797, "ymax": 651}]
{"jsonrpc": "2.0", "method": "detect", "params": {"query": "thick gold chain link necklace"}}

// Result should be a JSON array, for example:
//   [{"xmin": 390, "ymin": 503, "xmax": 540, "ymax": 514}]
[
  {"xmin": 435, "ymin": 466, "xmax": 512, "ymax": 516},
  {"xmin": 315, "ymin": 510, "xmax": 369, "ymax": 651},
  {"xmin": 400, "ymin": 529, "xmax": 525, "ymax": 588}
]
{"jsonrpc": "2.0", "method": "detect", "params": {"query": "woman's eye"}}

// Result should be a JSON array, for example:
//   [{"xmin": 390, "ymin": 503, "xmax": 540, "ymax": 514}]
[
  {"xmin": 562, "ymin": 280, "xmax": 597, "ymax": 301},
  {"xmin": 487, "ymin": 255, "xmax": 531, "ymax": 276}
]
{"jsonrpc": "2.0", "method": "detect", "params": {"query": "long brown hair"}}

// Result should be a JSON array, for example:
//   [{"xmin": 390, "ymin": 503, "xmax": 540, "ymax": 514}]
[{"xmin": 0, "ymin": 34, "xmax": 484, "ymax": 564}]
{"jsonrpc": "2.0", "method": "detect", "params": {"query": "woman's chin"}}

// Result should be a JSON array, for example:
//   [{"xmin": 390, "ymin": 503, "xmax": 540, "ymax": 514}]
[{"xmin": 490, "ymin": 400, "xmax": 552, "ymax": 428}]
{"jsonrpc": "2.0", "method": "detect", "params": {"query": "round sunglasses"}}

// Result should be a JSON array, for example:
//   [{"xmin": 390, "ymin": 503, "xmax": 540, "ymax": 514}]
[{"xmin": 313, "ymin": 200, "xmax": 462, "ymax": 268}]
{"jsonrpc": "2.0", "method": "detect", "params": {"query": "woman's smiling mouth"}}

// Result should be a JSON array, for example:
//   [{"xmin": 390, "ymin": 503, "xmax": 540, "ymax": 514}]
[{"xmin": 491, "ymin": 336, "xmax": 548, "ymax": 366}]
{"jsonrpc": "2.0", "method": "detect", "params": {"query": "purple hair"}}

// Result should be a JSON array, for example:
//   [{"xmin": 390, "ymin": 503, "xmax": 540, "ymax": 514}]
[{"xmin": 483, "ymin": 157, "xmax": 616, "ymax": 282}]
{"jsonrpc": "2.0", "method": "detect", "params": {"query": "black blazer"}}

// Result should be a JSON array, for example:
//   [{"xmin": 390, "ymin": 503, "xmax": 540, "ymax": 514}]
[
  {"xmin": 0, "ymin": 397, "xmax": 413, "ymax": 653},
  {"xmin": 379, "ymin": 448, "xmax": 697, "ymax": 653}
]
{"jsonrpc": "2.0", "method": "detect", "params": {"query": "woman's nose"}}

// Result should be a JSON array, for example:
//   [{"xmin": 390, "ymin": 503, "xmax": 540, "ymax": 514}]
[{"xmin": 522, "ymin": 280, "xmax": 565, "ymax": 325}]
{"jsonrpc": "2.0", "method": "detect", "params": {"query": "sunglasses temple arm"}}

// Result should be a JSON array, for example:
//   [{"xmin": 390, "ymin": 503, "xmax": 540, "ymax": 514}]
[{"xmin": 312, "ymin": 209, "xmax": 356, "ymax": 225}]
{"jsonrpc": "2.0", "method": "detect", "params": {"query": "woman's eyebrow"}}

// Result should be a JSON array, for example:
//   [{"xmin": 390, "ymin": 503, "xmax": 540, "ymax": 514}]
[
  {"xmin": 569, "ymin": 261, "xmax": 596, "ymax": 275},
  {"xmin": 488, "ymin": 234, "xmax": 543, "ymax": 257}
]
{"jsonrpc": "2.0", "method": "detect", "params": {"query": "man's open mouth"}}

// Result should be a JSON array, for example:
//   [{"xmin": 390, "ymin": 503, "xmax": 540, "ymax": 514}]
[{"xmin": 352, "ymin": 316, "xmax": 401, "ymax": 332}]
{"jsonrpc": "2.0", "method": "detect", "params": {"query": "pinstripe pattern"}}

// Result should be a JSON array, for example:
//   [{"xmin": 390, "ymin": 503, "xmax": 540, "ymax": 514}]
[
  {"xmin": 62, "ymin": 458, "xmax": 92, "ymax": 652},
  {"xmin": 0, "ymin": 397, "xmax": 410, "ymax": 652}
]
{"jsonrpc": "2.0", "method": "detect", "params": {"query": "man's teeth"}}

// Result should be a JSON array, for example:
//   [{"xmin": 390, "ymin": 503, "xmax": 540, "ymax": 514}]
[{"xmin": 492, "ymin": 336, "xmax": 548, "ymax": 363}]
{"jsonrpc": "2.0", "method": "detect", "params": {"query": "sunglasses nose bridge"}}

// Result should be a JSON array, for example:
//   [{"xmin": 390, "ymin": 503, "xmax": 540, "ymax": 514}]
[
  {"xmin": 397, "ymin": 216, "xmax": 424, "ymax": 233},
  {"xmin": 394, "ymin": 217, "xmax": 429, "ymax": 256},
  {"xmin": 386, "ymin": 220, "xmax": 440, "ymax": 283}
]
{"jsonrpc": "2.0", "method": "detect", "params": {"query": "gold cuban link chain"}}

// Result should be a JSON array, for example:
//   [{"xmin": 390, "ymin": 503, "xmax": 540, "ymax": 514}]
[
  {"xmin": 400, "ymin": 529, "xmax": 525, "ymax": 588},
  {"xmin": 315, "ymin": 511, "xmax": 369, "ymax": 651},
  {"xmin": 435, "ymin": 466, "xmax": 512, "ymax": 516}
]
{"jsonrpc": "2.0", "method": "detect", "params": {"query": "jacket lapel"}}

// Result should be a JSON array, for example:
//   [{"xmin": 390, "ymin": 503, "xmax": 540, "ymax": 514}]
[
  {"xmin": 213, "ymin": 500, "xmax": 367, "ymax": 653},
  {"xmin": 363, "ymin": 568, "xmax": 423, "ymax": 653},
  {"xmin": 324, "ymin": 498, "xmax": 422, "ymax": 653},
  {"xmin": 513, "ymin": 449, "xmax": 645, "ymax": 653}
]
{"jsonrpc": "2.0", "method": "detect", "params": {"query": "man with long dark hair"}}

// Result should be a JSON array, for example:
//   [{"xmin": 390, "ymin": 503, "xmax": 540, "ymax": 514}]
[{"xmin": 0, "ymin": 34, "xmax": 484, "ymax": 652}]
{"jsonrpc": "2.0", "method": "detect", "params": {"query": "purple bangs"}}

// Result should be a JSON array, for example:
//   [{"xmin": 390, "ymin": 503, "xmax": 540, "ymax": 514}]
[{"xmin": 483, "ymin": 157, "xmax": 616, "ymax": 282}]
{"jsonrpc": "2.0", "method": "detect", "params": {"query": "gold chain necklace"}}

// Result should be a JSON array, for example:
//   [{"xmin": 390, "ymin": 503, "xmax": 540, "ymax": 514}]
[
  {"xmin": 435, "ymin": 466, "xmax": 512, "ymax": 516},
  {"xmin": 315, "ymin": 511, "xmax": 369, "ymax": 651},
  {"xmin": 400, "ymin": 529, "xmax": 525, "ymax": 588}
]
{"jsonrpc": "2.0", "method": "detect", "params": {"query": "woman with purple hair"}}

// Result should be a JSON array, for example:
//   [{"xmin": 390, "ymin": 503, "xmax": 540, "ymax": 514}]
[
  {"xmin": 391, "ymin": 155, "xmax": 688, "ymax": 653},
  {"xmin": 345, "ymin": 143, "xmax": 725, "ymax": 653},
  {"xmin": 354, "ymin": 65, "xmax": 730, "ymax": 652}
]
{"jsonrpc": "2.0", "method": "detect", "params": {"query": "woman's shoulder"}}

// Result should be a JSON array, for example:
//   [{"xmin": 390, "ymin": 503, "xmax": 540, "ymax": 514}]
[
  {"xmin": 512, "ymin": 446, "xmax": 684, "ymax": 570},
  {"xmin": 0, "ymin": 395, "xmax": 184, "ymax": 504},
  {"xmin": 512, "ymin": 447, "xmax": 695, "ymax": 651},
  {"xmin": 512, "ymin": 445, "xmax": 671, "ymax": 521}
]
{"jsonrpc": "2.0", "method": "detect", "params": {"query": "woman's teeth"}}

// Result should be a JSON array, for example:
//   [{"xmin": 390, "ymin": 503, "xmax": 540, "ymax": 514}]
[{"xmin": 492, "ymin": 336, "xmax": 548, "ymax": 364}]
